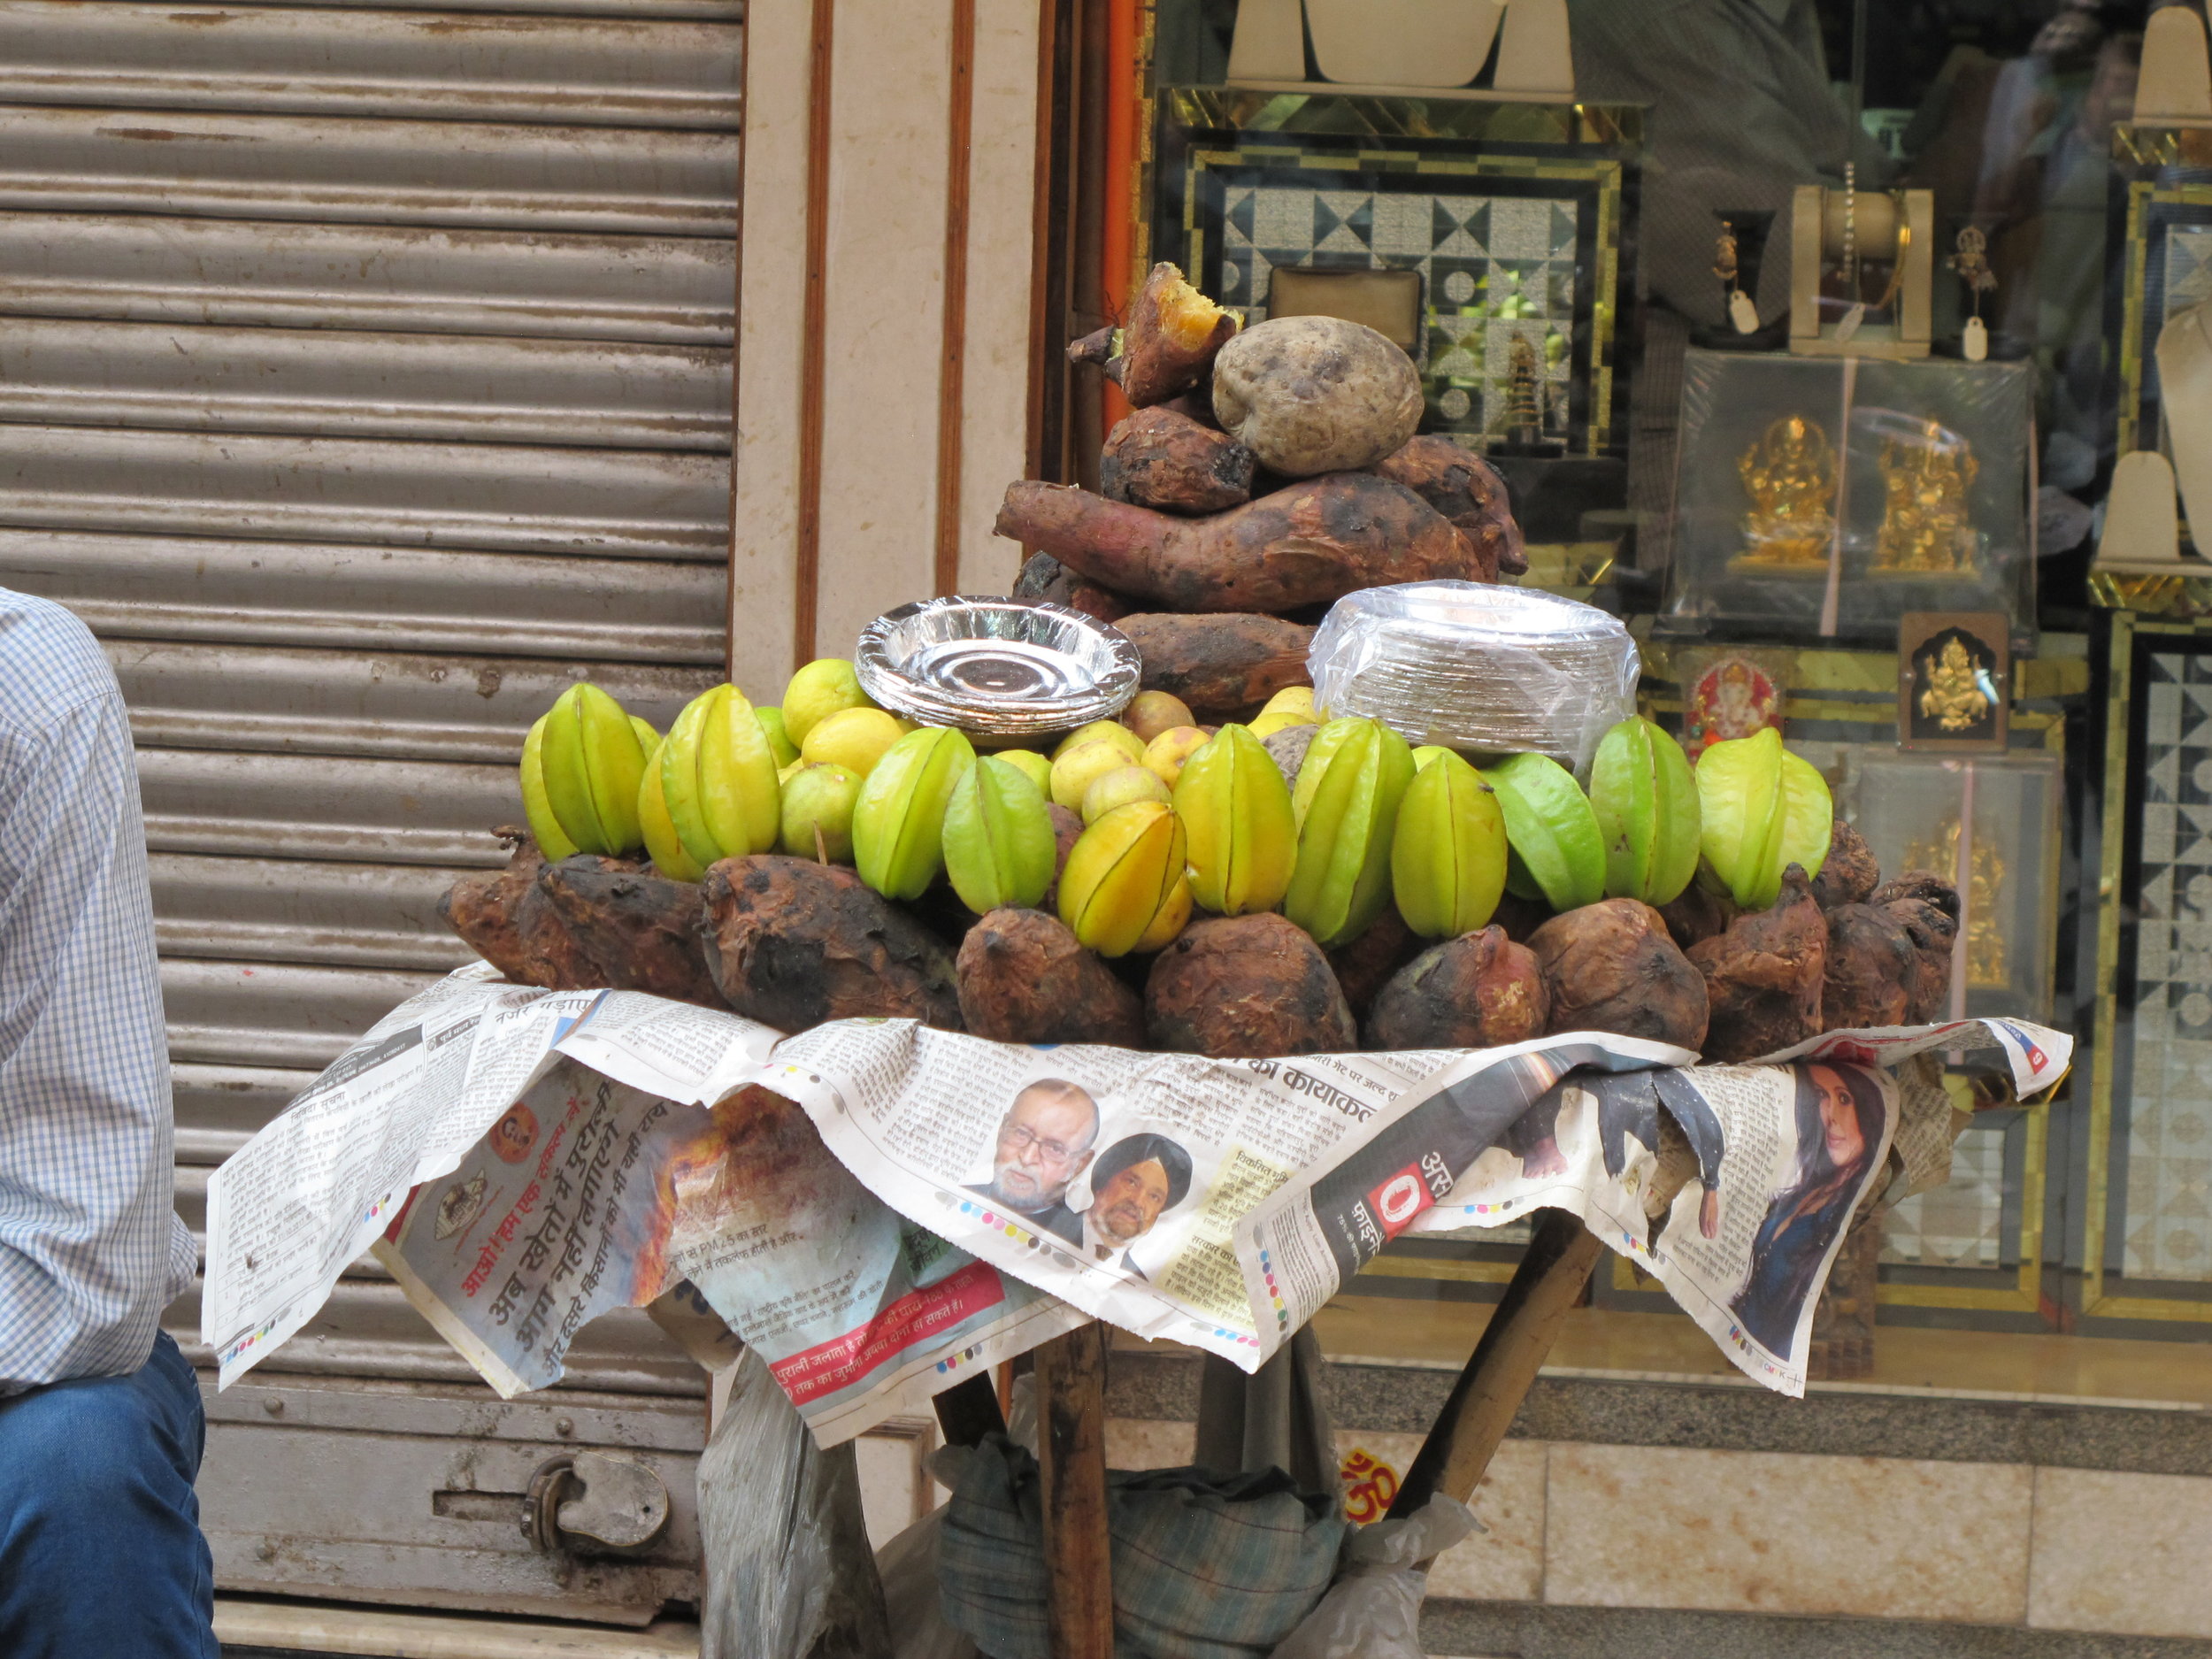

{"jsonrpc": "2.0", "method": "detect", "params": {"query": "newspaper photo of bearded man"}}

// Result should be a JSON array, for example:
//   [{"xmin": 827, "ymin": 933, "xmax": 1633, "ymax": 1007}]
[
  {"xmin": 1079, "ymin": 1133, "xmax": 1194, "ymax": 1278},
  {"xmin": 967, "ymin": 1077, "xmax": 1099, "ymax": 1246}
]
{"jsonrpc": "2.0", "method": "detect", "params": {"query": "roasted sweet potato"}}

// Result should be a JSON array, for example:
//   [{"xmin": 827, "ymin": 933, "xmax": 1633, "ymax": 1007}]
[
  {"xmin": 1874, "ymin": 872, "xmax": 1961, "ymax": 1023},
  {"xmin": 1011, "ymin": 551, "xmax": 1133, "ymax": 626},
  {"xmin": 957, "ymin": 908, "xmax": 1147, "ymax": 1046},
  {"xmin": 996, "ymin": 473, "xmax": 1479, "ymax": 613},
  {"xmin": 540, "ymin": 859, "xmax": 726, "ymax": 1010},
  {"xmin": 1039, "ymin": 803, "xmax": 1085, "ymax": 914},
  {"xmin": 439, "ymin": 828, "xmax": 541, "ymax": 982},
  {"xmin": 1102, "ymin": 407, "xmax": 1256, "ymax": 515},
  {"xmin": 1325, "ymin": 906, "xmax": 1425, "ymax": 1023},
  {"xmin": 1146, "ymin": 914, "xmax": 1356, "ymax": 1057},
  {"xmin": 1120, "ymin": 262, "xmax": 1239, "ymax": 406},
  {"xmin": 1372, "ymin": 435, "xmax": 1520, "ymax": 580},
  {"xmin": 1116, "ymin": 612, "xmax": 1316, "ymax": 714},
  {"xmin": 1687, "ymin": 866, "xmax": 1826, "ymax": 1062},
  {"xmin": 1529, "ymin": 899, "xmax": 1709, "ymax": 1050},
  {"xmin": 1658, "ymin": 883, "xmax": 1739, "ymax": 952},
  {"xmin": 1366, "ymin": 926, "xmax": 1549, "ymax": 1051},
  {"xmin": 1822, "ymin": 901, "xmax": 1917, "ymax": 1031},
  {"xmin": 1810, "ymin": 821, "xmax": 1881, "ymax": 910},
  {"xmin": 515, "ymin": 854, "xmax": 640, "ymax": 991},
  {"xmin": 703, "ymin": 856, "xmax": 963, "ymax": 1032}
]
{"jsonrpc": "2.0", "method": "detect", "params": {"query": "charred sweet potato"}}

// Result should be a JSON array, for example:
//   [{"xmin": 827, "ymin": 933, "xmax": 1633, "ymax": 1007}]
[
  {"xmin": 1012, "ymin": 551, "xmax": 1133, "ymax": 626},
  {"xmin": 439, "ymin": 828, "xmax": 542, "ymax": 982},
  {"xmin": 1365, "ymin": 926, "xmax": 1549, "ymax": 1051},
  {"xmin": 1875, "ymin": 872, "xmax": 1961, "ymax": 1023},
  {"xmin": 703, "ymin": 856, "xmax": 963, "ymax": 1032},
  {"xmin": 1529, "ymin": 899, "xmax": 1709, "ymax": 1050},
  {"xmin": 1117, "ymin": 612, "xmax": 1316, "ymax": 714},
  {"xmin": 1325, "ymin": 906, "xmax": 1425, "ymax": 1023},
  {"xmin": 1119, "ymin": 262, "xmax": 1240, "ymax": 407},
  {"xmin": 539, "ymin": 859, "xmax": 726, "ymax": 1010},
  {"xmin": 995, "ymin": 473, "xmax": 1482, "ymax": 613},
  {"xmin": 1687, "ymin": 866, "xmax": 1826, "ymax": 1062},
  {"xmin": 1372, "ymin": 435, "xmax": 1520, "ymax": 579},
  {"xmin": 1039, "ymin": 803, "xmax": 1085, "ymax": 915},
  {"xmin": 1146, "ymin": 913, "xmax": 1356, "ymax": 1058},
  {"xmin": 1821, "ymin": 902, "xmax": 1918, "ymax": 1031},
  {"xmin": 513, "ymin": 854, "xmax": 640, "ymax": 991},
  {"xmin": 1659, "ymin": 883, "xmax": 1739, "ymax": 952},
  {"xmin": 1102, "ymin": 407, "xmax": 1256, "ymax": 515},
  {"xmin": 1810, "ymin": 821, "xmax": 1881, "ymax": 910},
  {"xmin": 956, "ymin": 908, "xmax": 1147, "ymax": 1046}
]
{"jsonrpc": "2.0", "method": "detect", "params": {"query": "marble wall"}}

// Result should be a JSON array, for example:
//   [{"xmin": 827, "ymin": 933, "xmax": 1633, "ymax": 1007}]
[{"xmin": 1102, "ymin": 1414, "xmax": 2212, "ymax": 1641}]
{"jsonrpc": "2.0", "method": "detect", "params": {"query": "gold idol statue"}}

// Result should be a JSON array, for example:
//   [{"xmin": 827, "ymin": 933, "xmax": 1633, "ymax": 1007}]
[
  {"xmin": 1735, "ymin": 415, "xmax": 1838, "ymax": 571},
  {"xmin": 1875, "ymin": 419, "xmax": 1978, "ymax": 573},
  {"xmin": 1918, "ymin": 636, "xmax": 1992, "ymax": 732}
]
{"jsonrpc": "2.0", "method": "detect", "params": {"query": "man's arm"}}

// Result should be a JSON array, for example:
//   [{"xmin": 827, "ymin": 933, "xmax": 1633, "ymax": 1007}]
[{"xmin": 0, "ymin": 611, "xmax": 190, "ymax": 1389}]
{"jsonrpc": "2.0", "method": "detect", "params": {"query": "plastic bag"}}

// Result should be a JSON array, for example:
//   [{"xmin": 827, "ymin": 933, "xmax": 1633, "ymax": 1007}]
[
  {"xmin": 1264, "ymin": 1496, "xmax": 1479, "ymax": 1659},
  {"xmin": 1307, "ymin": 582, "xmax": 1638, "ymax": 774},
  {"xmin": 697, "ymin": 1348, "xmax": 891, "ymax": 1659},
  {"xmin": 877, "ymin": 1509, "xmax": 980, "ymax": 1659}
]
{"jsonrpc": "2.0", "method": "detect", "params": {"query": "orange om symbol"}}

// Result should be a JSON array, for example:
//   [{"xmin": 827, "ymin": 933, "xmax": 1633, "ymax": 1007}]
[{"xmin": 1339, "ymin": 1447, "xmax": 1401, "ymax": 1525}]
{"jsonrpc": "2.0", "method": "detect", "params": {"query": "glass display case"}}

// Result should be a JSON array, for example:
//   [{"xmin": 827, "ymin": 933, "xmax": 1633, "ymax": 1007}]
[{"xmin": 1663, "ymin": 349, "xmax": 2036, "ymax": 649}]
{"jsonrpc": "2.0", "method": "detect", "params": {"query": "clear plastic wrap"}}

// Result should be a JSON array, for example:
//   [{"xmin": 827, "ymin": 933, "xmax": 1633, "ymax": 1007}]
[
  {"xmin": 1265, "ymin": 1496, "xmax": 1479, "ymax": 1659},
  {"xmin": 1307, "ymin": 581, "xmax": 1640, "ymax": 774}
]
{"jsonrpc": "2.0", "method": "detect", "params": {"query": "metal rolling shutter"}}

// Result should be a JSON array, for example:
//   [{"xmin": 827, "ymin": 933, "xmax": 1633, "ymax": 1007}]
[{"xmin": 0, "ymin": 0, "xmax": 740, "ymax": 1394}]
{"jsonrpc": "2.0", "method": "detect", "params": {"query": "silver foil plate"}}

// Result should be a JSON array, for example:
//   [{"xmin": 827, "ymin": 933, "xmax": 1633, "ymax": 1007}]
[{"xmin": 855, "ymin": 596, "xmax": 1141, "ymax": 740}]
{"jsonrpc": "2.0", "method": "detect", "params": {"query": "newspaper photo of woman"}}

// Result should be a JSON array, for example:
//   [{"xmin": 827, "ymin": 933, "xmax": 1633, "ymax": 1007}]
[
  {"xmin": 1079, "ymin": 1133, "xmax": 1194, "ymax": 1278},
  {"xmin": 1729, "ymin": 1064, "xmax": 1888, "ymax": 1356}
]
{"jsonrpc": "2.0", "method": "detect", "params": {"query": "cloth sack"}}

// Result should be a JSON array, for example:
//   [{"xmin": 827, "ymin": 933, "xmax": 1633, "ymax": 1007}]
[{"xmin": 935, "ymin": 1436, "xmax": 1344, "ymax": 1659}]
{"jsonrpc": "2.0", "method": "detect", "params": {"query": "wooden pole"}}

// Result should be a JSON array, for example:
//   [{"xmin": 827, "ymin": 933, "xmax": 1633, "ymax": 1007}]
[
  {"xmin": 1034, "ymin": 1320, "xmax": 1114, "ymax": 1659},
  {"xmin": 1386, "ymin": 1207, "xmax": 1601, "ymax": 1518},
  {"xmin": 932, "ymin": 1371, "xmax": 1007, "ymax": 1449}
]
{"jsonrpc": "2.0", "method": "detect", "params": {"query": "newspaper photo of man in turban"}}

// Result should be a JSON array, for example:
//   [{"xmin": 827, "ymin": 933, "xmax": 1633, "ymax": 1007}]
[
  {"xmin": 968, "ymin": 1077, "xmax": 1100, "ymax": 1247},
  {"xmin": 1079, "ymin": 1132, "xmax": 1194, "ymax": 1278},
  {"xmin": 1730, "ymin": 1063, "xmax": 1888, "ymax": 1356}
]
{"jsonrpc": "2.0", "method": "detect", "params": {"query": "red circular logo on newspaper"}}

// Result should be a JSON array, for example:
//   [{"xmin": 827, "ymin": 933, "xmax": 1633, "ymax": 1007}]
[
  {"xmin": 1375, "ymin": 1171, "xmax": 1426, "ymax": 1228},
  {"xmin": 488, "ymin": 1103, "xmax": 538, "ymax": 1164}
]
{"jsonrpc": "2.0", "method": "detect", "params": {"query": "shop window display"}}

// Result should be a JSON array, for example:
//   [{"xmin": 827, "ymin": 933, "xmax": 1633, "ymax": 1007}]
[{"xmin": 1120, "ymin": 0, "xmax": 2212, "ymax": 1405}]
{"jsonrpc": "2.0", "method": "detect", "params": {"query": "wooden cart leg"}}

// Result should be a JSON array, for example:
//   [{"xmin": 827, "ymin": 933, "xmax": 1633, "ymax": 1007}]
[
  {"xmin": 1386, "ymin": 1207, "xmax": 1601, "ymax": 1517},
  {"xmin": 932, "ymin": 1371, "xmax": 1007, "ymax": 1448},
  {"xmin": 1034, "ymin": 1320, "xmax": 1114, "ymax": 1659}
]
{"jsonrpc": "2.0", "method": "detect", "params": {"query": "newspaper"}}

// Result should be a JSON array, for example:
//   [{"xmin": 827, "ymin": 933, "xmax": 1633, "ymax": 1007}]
[
  {"xmin": 202, "ymin": 968, "xmax": 597, "ymax": 1386},
  {"xmin": 205, "ymin": 978, "xmax": 1085, "ymax": 1445},
  {"xmin": 766, "ymin": 1014, "xmax": 2068, "ymax": 1394},
  {"xmin": 205, "ymin": 966, "xmax": 2070, "ymax": 1427}
]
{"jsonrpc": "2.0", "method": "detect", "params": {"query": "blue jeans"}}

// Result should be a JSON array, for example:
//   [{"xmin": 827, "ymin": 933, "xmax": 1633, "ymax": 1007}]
[{"xmin": 0, "ymin": 1331, "xmax": 218, "ymax": 1658}]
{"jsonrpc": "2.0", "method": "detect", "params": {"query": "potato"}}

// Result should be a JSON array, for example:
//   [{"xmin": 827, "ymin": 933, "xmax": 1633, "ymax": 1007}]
[
  {"xmin": 1210, "ymin": 316, "xmax": 1424, "ymax": 477},
  {"xmin": 956, "ymin": 908, "xmax": 1146, "ymax": 1046},
  {"xmin": 1810, "ymin": 820, "xmax": 1880, "ymax": 910},
  {"xmin": 1365, "ymin": 926, "xmax": 1548, "ymax": 1051},
  {"xmin": 1822, "ymin": 901, "xmax": 1917, "ymax": 1032},
  {"xmin": 1686, "ymin": 866, "xmax": 1826, "ymax": 1062},
  {"xmin": 1529, "ymin": 899, "xmax": 1709, "ymax": 1049},
  {"xmin": 1145, "ymin": 913, "xmax": 1356, "ymax": 1057}
]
